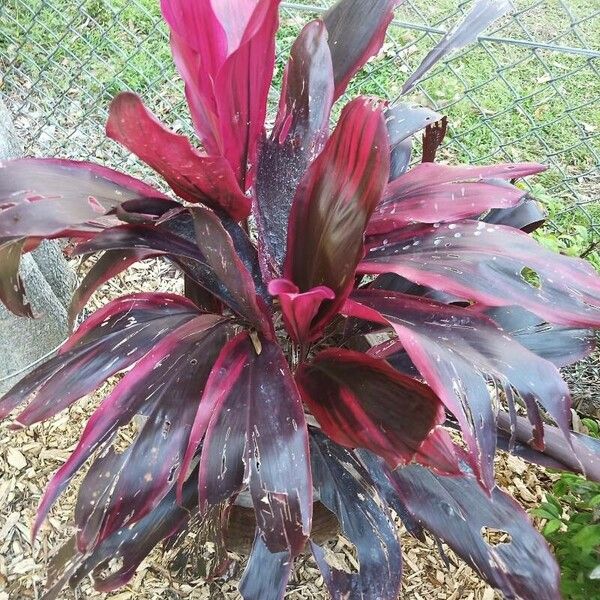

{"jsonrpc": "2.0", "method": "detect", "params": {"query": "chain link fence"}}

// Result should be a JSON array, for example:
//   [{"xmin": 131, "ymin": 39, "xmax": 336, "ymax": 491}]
[{"xmin": 0, "ymin": 1, "xmax": 598, "ymax": 246}]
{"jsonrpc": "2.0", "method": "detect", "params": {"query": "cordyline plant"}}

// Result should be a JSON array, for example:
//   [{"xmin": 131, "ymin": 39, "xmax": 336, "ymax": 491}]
[{"xmin": 1, "ymin": 0, "xmax": 600, "ymax": 598}]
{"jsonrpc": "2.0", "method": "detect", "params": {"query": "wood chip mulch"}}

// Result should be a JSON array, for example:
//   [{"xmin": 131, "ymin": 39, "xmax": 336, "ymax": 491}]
[{"xmin": 0, "ymin": 258, "xmax": 561, "ymax": 599}]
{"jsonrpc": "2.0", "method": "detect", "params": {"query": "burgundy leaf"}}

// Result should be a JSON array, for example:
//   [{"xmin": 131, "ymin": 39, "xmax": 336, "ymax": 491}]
[
  {"xmin": 256, "ymin": 19, "xmax": 334, "ymax": 274},
  {"xmin": 368, "ymin": 162, "xmax": 545, "ymax": 234},
  {"xmin": 402, "ymin": 0, "xmax": 511, "ymax": 94},
  {"xmin": 32, "ymin": 314, "xmax": 231, "ymax": 543},
  {"xmin": 309, "ymin": 429, "xmax": 402, "ymax": 600},
  {"xmin": 0, "ymin": 239, "xmax": 33, "ymax": 317},
  {"xmin": 68, "ymin": 249, "xmax": 156, "ymax": 324},
  {"xmin": 73, "ymin": 319, "xmax": 232, "ymax": 552},
  {"xmin": 483, "ymin": 306, "xmax": 595, "ymax": 367},
  {"xmin": 73, "ymin": 220, "xmax": 270, "ymax": 332},
  {"xmin": 113, "ymin": 196, "xmax": 182, "ymax": 225},
  {"xmin": 483, "ymin": 195, "xmax": 546, "ymax": 232},
  {"xmin": 198, "ymin": 333, "xmax": 312, "ymax": 555},
  {"xmin": 284, "ymin": 97, "xmax": 390, "ymax": 335},
  {"xmin": 0, "ymin": 293, "xmax": 200, "ymax": 427},
  {"xmin": 495, "ymin": 410, "xmax": 600, "ymax": 482},
  {"xmin": 324, "ymin": 0, "xmax": 403, "ymax": 99},
  {"xmin": 189, "ymin": 207, "xmax": 272, "ymax": 334},
  {"xmin": 370, "ymin": 272, "xmax": 465, "ymax": 305},
  {"xmin": 385, "ymin": 104, "xmax": 441, "ymax": 180},
  {"xmin": 106, "ymin": 93, "xmax": 250, "ymax": 220},
  {"xmin": 297, "ymin": 349, "xmax": 459, "ymax": 473},
  {"xmin": 268, "ymin": 279, "xmax": 334, "ymax": 344},
  {"xmin": 239, "ymin": 533, "xmax": 293, "ymax": 600},
  {"xmin": 0, "ymin": 158, "xmax": 168, "ymax": 238},
  {"xmin": 390, "ymin": 465, "xmax": 560, "ymax": 600},
  {"xmin": 344, "ymin": 290, "xmax": 573, "ymax": 489},
  {"xmin": 361, "ymin": 220, "xmax": 600, "ymax": 328},
  {"xmin": 43, "ymin": 467, "xmax": 199, "ymax": 598}
]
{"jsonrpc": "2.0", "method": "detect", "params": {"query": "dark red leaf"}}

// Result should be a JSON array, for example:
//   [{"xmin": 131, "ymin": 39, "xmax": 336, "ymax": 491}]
[
  {"xmin": 106, "ymin": 93, "xmax": 250, "ymax": 220},
  {"xmin": 402, "ymin": 0, "xmax": 511, "ymax": 94},
  {"xmin": 197, "ymin": 333, "xmax": 312, "ymax": 555},
  {"xmin": 0, "ymin": 239, "xmax": 33, "ymax": 317},
  {"xmin": 297, "ymin": 349, "xmax": 459, "ymax": 473},
  {"xmin": 68, "ymin": 249, "xmax": 156, "ymax": 324},
  {"xmin": 361, "ymin": 220, "xmax": 600, "ymax": 328},
  {"xmin": 344, "ymin": 290, "xmax": 573, "ymax": 490},
  {"xmin": 239, "ymin": 533, "xmax": 293, "ymax": 600},
  {"xmin": 256, "ymin": 19, "xmax": 334, "ymax": 275},
  {"xmin": 0, "ymin": 293, "xmax": 200, "ymax": 427},
  {"xmin": 284, "ymin": 97, "xmax": 390, "ymax": 335},
  {"xmin": 368, "ymin": 162, "xmax": 545, "ymax": 234},
  {"xmin": 32, "ymin": 315, "xmax": 231, "ymax": 543},
  {"xmin": 73, "ymin": 319, "xmax": 233, "ymax": 552},
  {"xmin": 324, "ymin": 0, "xmax": 403, "ymax": 99},
  {"xmin": 389, "ymin": 465, "xmax": 560, "ymax": 600},
  {"xmin": 309, "ymin": 429, "xmax": 402, "ymax": 600}
]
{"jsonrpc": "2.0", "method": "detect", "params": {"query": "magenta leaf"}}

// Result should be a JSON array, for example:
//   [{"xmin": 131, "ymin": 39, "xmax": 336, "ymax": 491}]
[
  {"xmin": 368, "ymin": 162, "xmax": 545, "ymax": 234},
  {"xmin": 268, "ymin": 279, "xmax": 335, "ymax": 343},
  {"xmin": 324, "ymin": 0, "xmax": 403, "ymax": 99},
  {"xmin": 0, "ymin": 293, "xmax": 200, "ymax": 426},
  {"xmin": 345, "ymin": 289, "xmax": 573, "ymax": 489},
  {"xmin": 361, "ymin": 220, "xmax": 600, "ymax": 328},
  {"xmin": 256, "ymin": 19, "xmax": 334, "ymax": 274},
  {"xmin": 297, "ymin": 349, "xmax": 459, "ymax": 473},
  {"xmin": 33, "ymin": 314, "xmax": 232, "ymax": 546},
  {"xmin": 162, "ymin": 0, "xmax": 280, "ymax": 188},
  {"xmin": 389, "ymin": 465, "xmax": 560, "ymax": 600},
  {"xmin": 106, "ymin": 93, "xmax": 250, "ymax": 220},
  {"xmin": 198, "ymin": 333, "xmax": 312, "ymax": 555},
  {"xmin": 402, "ymin": 0, "xmax": 511, "ymax": 94},
  {"xmin": 0, "ymin": 239, "xmax": 33, "ymax": 317},
  {"xmin": 284, "ymin": 97, "xmax": 390, "ymax": 335},
  {"xmin": 309, "ymin": 429, "xmax": 402, "ymax": 600},
  {"xmin": 239, "ymin": 533, "xmax": 293, "ymax": 600}
]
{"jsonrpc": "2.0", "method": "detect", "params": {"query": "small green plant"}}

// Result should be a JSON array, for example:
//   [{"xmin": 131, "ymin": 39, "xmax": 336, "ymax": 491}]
[{"xmin": 534, "ymin": 418, "xmax": 600, "ymax": 599}]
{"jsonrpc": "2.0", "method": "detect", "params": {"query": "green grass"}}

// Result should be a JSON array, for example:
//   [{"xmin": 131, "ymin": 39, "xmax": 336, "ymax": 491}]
[{"xmin": 0, "ymin": 0, "xmax": 598, "ymax": 264}]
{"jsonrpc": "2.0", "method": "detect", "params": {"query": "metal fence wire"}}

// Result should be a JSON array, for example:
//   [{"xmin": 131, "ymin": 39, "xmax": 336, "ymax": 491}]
[{"xmin": 0, "ymin": 0, "xmax": 599, "ymax": 263}]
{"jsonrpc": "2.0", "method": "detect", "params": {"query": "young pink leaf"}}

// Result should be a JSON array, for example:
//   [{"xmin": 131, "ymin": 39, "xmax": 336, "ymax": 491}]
[
  {"xmin": 324, "ymin": 0, "xmax": 404, "ymax": 99},
  {"xmin": 198, "ymin": 333, "xmax": 312, "ymax": 555},
  {"xmin": 344, "ymin": 289, "xmax": 574, "ymax": 490},
  {"xmin": 284, "ymin": 97, "xmax": 390, "ymax": 336},
  {"xmin": 106, "ymin": 93, "xmax": 251, "ymax": 220},
  {"xmin": 268, "ymin": 279, "xmax": 335, "ymax": 344},
  {"xmin": 361, "ymin": 220, "xmax": 600, "ymax": 328}
]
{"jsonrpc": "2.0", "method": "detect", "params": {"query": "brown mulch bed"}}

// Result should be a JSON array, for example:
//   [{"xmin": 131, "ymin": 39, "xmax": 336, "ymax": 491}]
[{"xmin": 0, "ymin": 258, "xmax": 564, "ymax": 599}]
